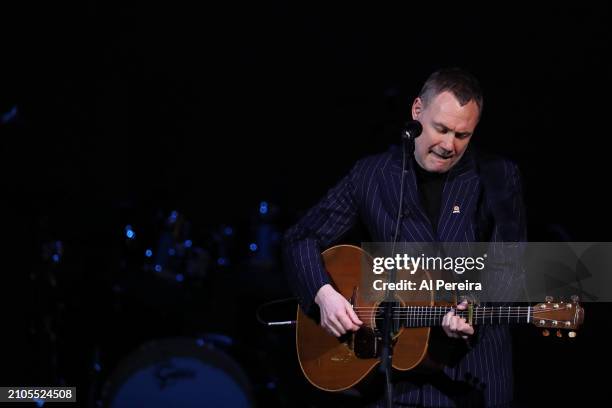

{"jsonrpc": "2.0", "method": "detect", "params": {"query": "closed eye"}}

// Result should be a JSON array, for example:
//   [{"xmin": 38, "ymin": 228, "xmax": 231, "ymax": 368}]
[
  {"xmin": 433, "ymin": 122, "xmax": 472, "ymax": 139},
  {"xmin": 435, "ymin": 125, "xmax": 449, "ymax": 134}
]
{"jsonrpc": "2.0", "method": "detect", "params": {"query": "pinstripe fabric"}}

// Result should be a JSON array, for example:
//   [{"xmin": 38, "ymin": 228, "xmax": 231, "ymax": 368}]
[{"xmin": 283, "ymin": 145, "xmax": 526, "ymax": 407}]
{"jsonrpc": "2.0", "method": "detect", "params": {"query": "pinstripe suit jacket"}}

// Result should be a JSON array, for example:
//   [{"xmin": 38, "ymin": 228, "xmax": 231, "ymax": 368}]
[{"xmin": 283, "ymin": 145, "xmax": 526, "ymax": 407}]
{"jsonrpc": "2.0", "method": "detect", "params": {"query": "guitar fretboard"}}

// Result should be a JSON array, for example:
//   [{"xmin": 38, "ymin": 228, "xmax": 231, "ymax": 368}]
[{"xmin": 390, "ymin": 306, "xmax": 532, "ymax": 327}]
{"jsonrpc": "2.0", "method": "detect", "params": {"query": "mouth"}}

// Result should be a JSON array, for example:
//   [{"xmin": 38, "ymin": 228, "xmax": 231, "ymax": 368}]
[{"xmin": 430, "ymin": 151, "xmax": 453, "ymax": 161}]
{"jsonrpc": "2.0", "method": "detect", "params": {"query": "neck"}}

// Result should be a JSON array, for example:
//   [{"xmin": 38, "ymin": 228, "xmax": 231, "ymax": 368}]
[{"xmin": 394, "ymin": 305, "xmax": 532, "ymax": 328}]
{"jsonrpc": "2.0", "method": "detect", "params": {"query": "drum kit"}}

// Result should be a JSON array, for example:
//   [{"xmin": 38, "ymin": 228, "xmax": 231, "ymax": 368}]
[
  {"xmin": 97, "ymin": 336, "xmax": 254, "ymax": 408},
  {"xmin": 36, "ymin": 205, "xmax": 287, "ymax": 407}
]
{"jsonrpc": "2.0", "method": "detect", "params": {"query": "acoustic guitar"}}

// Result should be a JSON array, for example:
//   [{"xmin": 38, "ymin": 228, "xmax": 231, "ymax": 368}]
[{"xmin": 296, "ymin": 245, "xmax": 584, "ymax": 391}]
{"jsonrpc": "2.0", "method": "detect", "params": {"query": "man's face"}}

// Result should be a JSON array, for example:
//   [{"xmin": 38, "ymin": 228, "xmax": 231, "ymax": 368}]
[{"xmin": 412, "ymin": 91, "xmax": 480, "ymax": 173}]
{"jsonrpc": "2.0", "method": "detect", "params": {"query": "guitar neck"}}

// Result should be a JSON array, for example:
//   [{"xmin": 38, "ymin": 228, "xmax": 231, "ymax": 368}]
[{"xmin": 395, "ymin": 305, "xmax": 532, "ymax": 328}]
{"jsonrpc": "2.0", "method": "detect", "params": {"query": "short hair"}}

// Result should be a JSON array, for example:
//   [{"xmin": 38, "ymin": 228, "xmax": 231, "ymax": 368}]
[{"xmin": 418, "ymin": 68, "xmax": 483, "ymax": 115}]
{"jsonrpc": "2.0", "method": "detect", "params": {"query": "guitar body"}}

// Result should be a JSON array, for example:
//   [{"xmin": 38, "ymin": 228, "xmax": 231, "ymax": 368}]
[{"xmin": 296, "ymin": 245, "xmax": 433, "ymax": 391}]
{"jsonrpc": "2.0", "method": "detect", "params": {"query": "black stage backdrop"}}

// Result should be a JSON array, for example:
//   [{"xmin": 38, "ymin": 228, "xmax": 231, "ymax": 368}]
[{"xmin": 1, "ymin": 2, "xmax": 609, "ymax": 407}]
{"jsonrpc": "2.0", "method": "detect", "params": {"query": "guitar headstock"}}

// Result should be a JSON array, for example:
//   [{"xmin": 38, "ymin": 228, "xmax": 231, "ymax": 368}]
[{"xmin": 532, "ymin": 295, "xmax": 584, "ymax": 338}]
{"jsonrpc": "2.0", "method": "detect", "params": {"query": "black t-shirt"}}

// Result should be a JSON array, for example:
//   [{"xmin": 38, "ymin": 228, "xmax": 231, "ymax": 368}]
[{"xmin": 414, "ymin": 162, "xmax": 447, "ymax": 235}]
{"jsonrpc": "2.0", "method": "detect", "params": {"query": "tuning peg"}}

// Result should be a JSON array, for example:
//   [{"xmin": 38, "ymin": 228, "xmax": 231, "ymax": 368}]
[
  {"xmin": 556, "ymin": 330, "xmax": 562, "ymax": 338},
  {"xmin": 568, "ymin": 331, "xmax": 577, "ymax": 338},
  {"xmin": 571, "ymin": 295, "xmax": 580, "ymax": 303},
  {"xmin": 542, "ymin": 329, "xmax": 550, "ymax": 337},
  {"xmin": 545, "ymin": 296, "xmax": 553, "ymax": 303}
]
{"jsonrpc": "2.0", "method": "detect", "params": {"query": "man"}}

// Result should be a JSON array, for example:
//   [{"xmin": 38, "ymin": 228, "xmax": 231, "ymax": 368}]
[{"xmin": 284, "ymin": 68, "xmax": 526, "ymax": 407}]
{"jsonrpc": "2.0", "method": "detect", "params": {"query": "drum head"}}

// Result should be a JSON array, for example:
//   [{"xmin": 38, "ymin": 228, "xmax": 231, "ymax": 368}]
[{"xmin": 100, "ymin": 337, "xmax": 253, "ymax": 407}]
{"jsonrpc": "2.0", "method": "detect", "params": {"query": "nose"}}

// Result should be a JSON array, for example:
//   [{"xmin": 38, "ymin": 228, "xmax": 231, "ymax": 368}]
[{"xmin": 438, "ymin": 132, "xmax": 455, "ymax": 153}]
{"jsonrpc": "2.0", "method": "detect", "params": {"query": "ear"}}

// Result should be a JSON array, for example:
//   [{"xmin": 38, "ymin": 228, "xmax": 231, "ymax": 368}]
[{"xmin": 412, "ymin": 97, "xmax": 423, "ymax": 120}]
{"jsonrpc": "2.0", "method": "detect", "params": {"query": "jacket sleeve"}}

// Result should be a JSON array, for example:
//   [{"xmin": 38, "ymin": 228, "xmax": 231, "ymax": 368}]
[
  {"xmin": 489, "ymin": 160, "xmax": 527, "ymax": 243},
  {"xmin": 282, "ymin": 160, "xmax": 364, "ymax": 314},
  {"xmin": 482, "ymin": 159, "xmax": 528, "ymax": 303}
]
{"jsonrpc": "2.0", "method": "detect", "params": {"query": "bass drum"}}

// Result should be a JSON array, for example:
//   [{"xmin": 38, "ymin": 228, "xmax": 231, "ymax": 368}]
[{"xmin": 99, "ymin": 337, "xmax": 254, "ymax": 408}]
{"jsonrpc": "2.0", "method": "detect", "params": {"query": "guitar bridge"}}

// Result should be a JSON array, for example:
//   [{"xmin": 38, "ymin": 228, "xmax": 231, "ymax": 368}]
[{"xmin": 353, "ymin": 327, "xmax": 378, "ymax": 358}]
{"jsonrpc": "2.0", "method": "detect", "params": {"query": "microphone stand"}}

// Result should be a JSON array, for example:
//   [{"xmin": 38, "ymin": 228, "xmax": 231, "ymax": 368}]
[
  {"xmin": 379, "ymin": 298, "xmax": 394, "ymax": 408},
  {"xmin": 379, "ymin": 129, "xmax": 413, "ymax": 408}
]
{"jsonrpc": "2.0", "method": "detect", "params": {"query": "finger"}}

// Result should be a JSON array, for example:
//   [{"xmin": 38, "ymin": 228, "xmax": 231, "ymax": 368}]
[
  {"xmin": 321, "ymin": 322, "xmax": 340, "ymax": 337},
  {"xmin": 442, "ymin": 311, "xmax": 452, "ymax": 328},
  {"xmin": 441, "ymin": 312, "xmax": 449, "ymax": 335},
  {"xmin": 329, "ymin": 320, "xmax": 343, "ymax": 337},
  {"xmin": 328, "ymin": 326, "xmax": 341, "ymax": 337},
  {"xmin": 456, "ymin": 300, "xmax": 469, "ymax": 310},
  {"xmin": 457, "ymin": 320, "xmax": 474, "ymax": 335},
  {"xmin": 329, "ymin": 315, "xmax": 347, "ymax": 335},
  {"xmin": 449, "ymin": 317, "xmax": 459, "ymax": 332},
  {"xmin": 338, "ymin": 312, "xmax": 356, "ymax": 332},
  {"xmin": 346, "ymin": 304, "xmax": 363, "ymax": 327},
  {"xmin": 445, "ymin": 307, "xmax": 455, "ymax": 322}
]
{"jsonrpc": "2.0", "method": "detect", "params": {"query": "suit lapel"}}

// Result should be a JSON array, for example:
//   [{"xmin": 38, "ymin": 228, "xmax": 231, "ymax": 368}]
[{"xmin": 436, "ymin": 149, "xmax": 480, "ymax": 241}]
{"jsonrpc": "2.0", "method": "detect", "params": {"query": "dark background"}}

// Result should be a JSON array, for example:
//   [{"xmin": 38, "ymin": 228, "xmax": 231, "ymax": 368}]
[{"xmin": 1, "ymin": 2, "xmax": 609, "ymax": 407}]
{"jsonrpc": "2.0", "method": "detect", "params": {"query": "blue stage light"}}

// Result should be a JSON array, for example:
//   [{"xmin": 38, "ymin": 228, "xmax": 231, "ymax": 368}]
[
  {"xmin": 259, "ymin": 201, "xmax": 268, "ymax": 214},
  {"xmin": 184, "ymin": 240, "xmax": 193, "ymax": 248},
  {"xmin": 125, "ymin": 225, "xmax": 135, "ymax": 239},
  {"xmin": 154, "ymin": 264, "xmax": 162, "ymax": 273},
  {"xmin": 175, "ymin": 273, "xmax": 184, "ymax": 282},
  {"xmin": 1, "ymin": 105, "xmax": 17, "ymax": 124},
  {"xmin": 223, "ymin": 226, "xmax": 233, "ymax": 236},
  {"xmin": 145, "ymin": 249, "xmax": 153, "ymax": 257},
  {"xmin": 249, "ymin": 243, "xmax": 258, "ymax": 252},
  {"xmin": 168, "ymin": 248, "xmax": 176, "ymax": 256}
]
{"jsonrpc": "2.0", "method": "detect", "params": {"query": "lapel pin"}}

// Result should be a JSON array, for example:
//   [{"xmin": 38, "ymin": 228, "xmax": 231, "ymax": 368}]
[{"xmin": 452, "ymin": 205, "xmax": 460, "ymax": 214}]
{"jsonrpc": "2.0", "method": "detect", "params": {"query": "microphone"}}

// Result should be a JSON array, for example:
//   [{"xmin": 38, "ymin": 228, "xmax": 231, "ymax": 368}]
[{"xmin": 402, "ymin": 120, "xmax": 423, "ymax": 140}]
